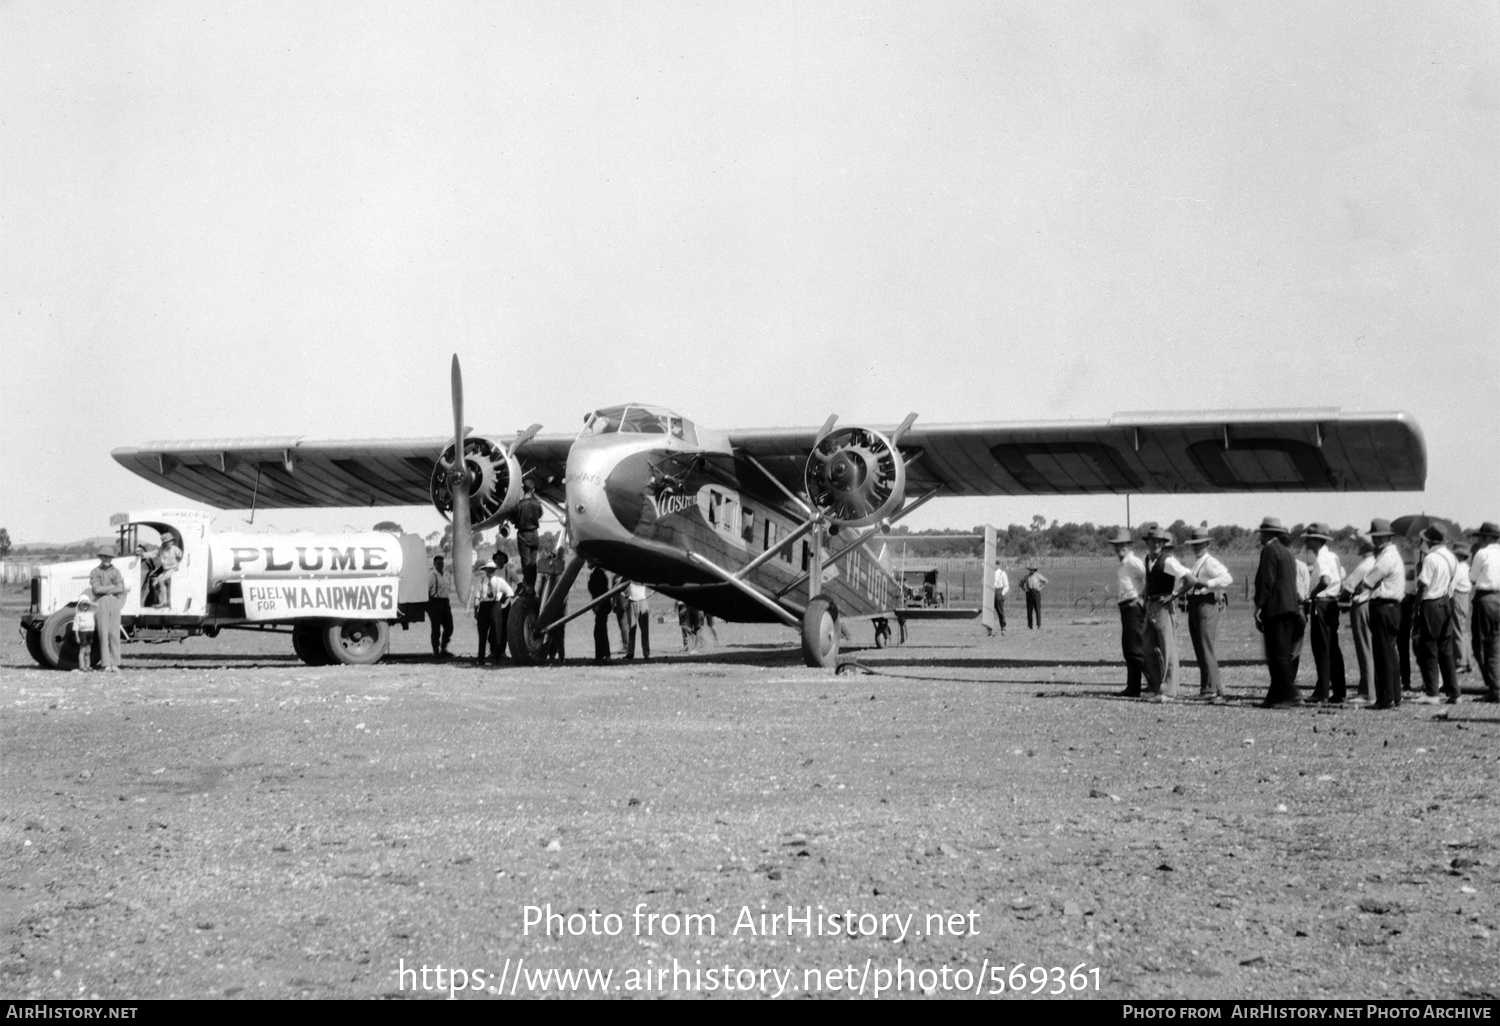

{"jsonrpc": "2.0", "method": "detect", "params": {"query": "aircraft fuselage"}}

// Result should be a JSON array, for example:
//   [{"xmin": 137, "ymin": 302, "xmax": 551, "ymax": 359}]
[{"xmin": 563, "ymin": 406, "xmax": 900, "ymax": 622}]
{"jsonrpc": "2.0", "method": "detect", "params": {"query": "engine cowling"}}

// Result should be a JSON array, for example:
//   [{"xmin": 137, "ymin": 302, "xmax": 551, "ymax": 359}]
[
  {"xmin": 430, "ymin": 436, "xmax": 522, "ymax": 529},
  {"xmin": 804, "ymin": 425, "xmax": 906, "ymax": 528}
]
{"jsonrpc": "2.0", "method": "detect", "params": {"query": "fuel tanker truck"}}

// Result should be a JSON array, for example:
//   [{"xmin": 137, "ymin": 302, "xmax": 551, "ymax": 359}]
[{"xmin": 21, "ymin": 509, "xmax": 430, "ymax": 669}]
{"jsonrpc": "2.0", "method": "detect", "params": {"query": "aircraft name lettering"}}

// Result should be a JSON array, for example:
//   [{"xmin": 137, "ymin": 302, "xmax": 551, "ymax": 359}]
[{"xmin": 653, "ymin": 493, "xmax": 697, "ymax": 519}]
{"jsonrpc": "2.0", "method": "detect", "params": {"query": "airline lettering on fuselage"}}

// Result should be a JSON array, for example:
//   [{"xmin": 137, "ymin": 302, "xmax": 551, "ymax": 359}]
[{"xmin": 653, "ymin": 492, "xmax": 697, "ymax": 519}]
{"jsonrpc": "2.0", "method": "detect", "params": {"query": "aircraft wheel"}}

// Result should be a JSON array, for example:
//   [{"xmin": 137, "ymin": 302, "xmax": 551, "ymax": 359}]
[
  {"xmin": 800, "ymin": 595, "xmax": 839, "ymax": 668},
  {"xmin": 321, "ymin": 619, "xmax": 389, "ymax": 665},
  {"xmin": 37, "ymin": 608, "xmax": 84, "ymax": 670},
  {"xmin": 506, "ymin": 596, "xmax": 550, "ymax": 666},
  {"xmin": 293, "ymin": 623, "xmax": 331, "ymax": 666}
]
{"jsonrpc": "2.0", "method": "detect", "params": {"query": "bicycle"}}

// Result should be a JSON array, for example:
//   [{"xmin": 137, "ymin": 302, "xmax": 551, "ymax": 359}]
[{"xmin": 1073, "ymin": 585, "xmax": 1114, "ymax": 615}]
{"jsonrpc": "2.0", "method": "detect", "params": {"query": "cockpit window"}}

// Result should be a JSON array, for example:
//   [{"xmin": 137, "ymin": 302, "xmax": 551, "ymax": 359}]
[{"xmin": 583, "ymin": 405, "xmax": 693, "ymax": 440}]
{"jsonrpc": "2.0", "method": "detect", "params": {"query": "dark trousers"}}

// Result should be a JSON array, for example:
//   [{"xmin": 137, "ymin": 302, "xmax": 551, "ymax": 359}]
[
  {"xmin": 1398, "ymin": 595, "xmax": 1415, "ymax": 688},
  {"xmin": 1262, "ymin": 612, "xmax": 1303, "ymax": 704},
  {"xmin": 1308, "ymin": 599, "xmax": 1347, "ymax": 701},
  {"xmin": 1187, "ymin": 596, "xmax": 1222, "ymax": 696},
  {"xmin": 1472, "ymin": 592, "xmax": 1499, "ymax": 697},
  {"xmin": 490, "ymin": 602, "xmax": 510, "ymax": 663},
  {"xmin": 428, "ymin": 598, "xmax": 453, "ymax": 653},
  {"xmin": 1369, "ymin": 600, "xmax": 1402, "ymax": 707},
  {"xmin": 518, "ymin": 533, "xmax": 539, "ymax": 593},
  {"xmin": 593, "ymin": 609, "xmax": 611, "ymax": 661},
  {"xmin": 1413, "ymin": 598, "xmax": 1458, "ymax": 699},
  {"xmin": 1118, "ymin": 600, "xmax": 1146, "ymax": 694},
  {"xmin": 476, "ymin": 601, "xmax": 498, "ymax": 662},
  {"xmin": 1025, "ymin": 590, "xmax": 1042, "ymax": 628},
  {"xmin": 992, "ymin": 596, "xmax": 1006, "ymax": 631}
]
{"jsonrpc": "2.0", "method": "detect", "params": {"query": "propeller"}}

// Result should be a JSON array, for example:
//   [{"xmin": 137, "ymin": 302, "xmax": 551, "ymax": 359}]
[{"xmin": 450, "ymin": 354, "xmax": 473, "ymax": 605}]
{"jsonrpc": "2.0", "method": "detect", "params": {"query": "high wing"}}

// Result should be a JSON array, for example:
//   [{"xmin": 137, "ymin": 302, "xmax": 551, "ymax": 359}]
[
  {"xmin": 729, "ymin": 408, "xmax": 1424, "ymax": 496},
  {"xmin": 110, "ymin": 434, "xmax": 576, "ymax": 509}
]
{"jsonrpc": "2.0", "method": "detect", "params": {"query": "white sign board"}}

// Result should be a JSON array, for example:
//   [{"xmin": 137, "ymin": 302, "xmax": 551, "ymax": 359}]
[{"xmin": 241, "ymin": 577, "xmax": 400, "ymax": 621}]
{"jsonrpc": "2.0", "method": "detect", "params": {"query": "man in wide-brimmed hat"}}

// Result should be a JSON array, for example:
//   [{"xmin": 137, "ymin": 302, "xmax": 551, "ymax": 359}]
[
  {"xmin": 1183, "ymin": 526, "xmax": 1233, "ymax": 701},
  {"xmin": 88, "ymin": 545, "xmax": 127, "ymax": 672},
  {"xmin": 1108, "ymin": 527, "xmax": 1147, "ymax": 696},
  {"xmin": 1468, "ymin": 521, "xmax": 1500, "ymax": 701},
  {"xmin": 1353, "ymin": 518, "xmax": 1405, "ymax": 708},
  {"xmin": 1407, "ymin": 525, "xmax": 1460, "ymax": 703},
  {"xmin": 1341, "ymin": 533, "xmax": 1379, "ymax": 702},
  {"xmin": 1020, "ymin": 565, "xmax": 1048, "ymax": 630},
  {"xmin": 1142, "ymin": 527, "xmax": 1191, "ymax": 701},
  {"xmin": 1301, "ymin": 522, "xmax": 1348, "ymax": 704},
  {"xmin": 1253, "ymin": 517, "xmax": 1303, "ymax": 707}
]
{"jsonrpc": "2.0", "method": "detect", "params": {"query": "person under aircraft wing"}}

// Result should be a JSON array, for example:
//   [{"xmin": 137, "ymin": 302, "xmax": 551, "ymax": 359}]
[
  {"xmin": 110, "ymin": 434, "xmax": 577, "ymax": 509},
  {"xmin": 729, "ymin": 408, "xmax": 1424, "ymax": 497}
]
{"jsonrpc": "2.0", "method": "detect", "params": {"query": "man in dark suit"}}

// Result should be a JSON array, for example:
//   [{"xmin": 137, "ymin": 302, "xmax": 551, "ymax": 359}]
[{"xmin": 1254, "ymin": 516, "xmax": 1304, "ymax": 707}]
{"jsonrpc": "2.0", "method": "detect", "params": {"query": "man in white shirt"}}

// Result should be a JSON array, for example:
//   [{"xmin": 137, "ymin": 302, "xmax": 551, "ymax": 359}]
[
  {"xmin": 1109, "ymin": 528, "xmax": 1148, "ymax": 697},
  {"xmin": 1411, "ymin": 524, "xmax": 1460, "ymax": 704},
  {"xmin": 987, "ymin": 565, "xmax": 1010, "ymax": 636},
  {"xmin": 1184, "ymin": 526, "xmax": 1233, "ymax": 701},
  {"xmin": 1451, "ymin": 542, "xmax": 1474, "ymax": 675},
  {"xmin": 1142, "ymin": 527, "xmax": 1191, "ymax": 701},
  {"xmin": 1468, "ymin": 521, "xmax": 1500, "ymax": 702},
  {"xmin": 1302, "ymin": 523, "xmax": 1348, "ymax": 704},
  {"xmin": 1341, "ymin": 533, "xmax": 1378, "ymax": 702}
]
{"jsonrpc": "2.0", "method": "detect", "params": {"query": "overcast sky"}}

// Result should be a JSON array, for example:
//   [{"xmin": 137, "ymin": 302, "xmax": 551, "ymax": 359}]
[{"xmin": 3, "ymin": 1, "xmax": 1496, "ymax": 545}]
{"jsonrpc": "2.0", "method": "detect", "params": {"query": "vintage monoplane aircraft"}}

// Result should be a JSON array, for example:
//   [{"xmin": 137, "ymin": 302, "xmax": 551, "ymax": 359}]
[{"xmin": 112, "ymin": 357, "xmax": 1426, "ymax": 666}]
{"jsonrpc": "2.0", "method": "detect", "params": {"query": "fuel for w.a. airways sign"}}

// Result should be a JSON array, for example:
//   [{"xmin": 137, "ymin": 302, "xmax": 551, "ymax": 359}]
[{"xmin": 241, "ymin": 577, "xmax": 400, "ymax": 621}]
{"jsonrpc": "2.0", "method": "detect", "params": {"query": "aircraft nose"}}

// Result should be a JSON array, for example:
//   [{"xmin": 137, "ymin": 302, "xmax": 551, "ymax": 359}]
[{"xmin": 566, "ymin": 441, "xmax": 647, "ymax": 546}]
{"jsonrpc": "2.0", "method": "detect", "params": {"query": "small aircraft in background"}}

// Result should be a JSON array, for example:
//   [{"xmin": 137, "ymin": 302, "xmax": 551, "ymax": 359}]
[{"xmin": 112, "ymin": 357, "xmax": 1426, "ymax": 666}]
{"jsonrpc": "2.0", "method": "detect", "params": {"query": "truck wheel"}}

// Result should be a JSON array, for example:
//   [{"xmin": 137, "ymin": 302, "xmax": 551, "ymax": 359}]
[
  {"xmin": 800, "ymin": 595, "xmax": 839, "ymax": 668},
  {"xmin": 292, "ymin": 624, "xmax": 331, "ymax": 666},
  {"xmin": 506, "ymin": 596, "xmax": 549, "ymax": 666},
  {"xmin": 321, "ymin": 619, "xmax": 389, "ymax": 665},
  {"xmin": 37, "ymin": 608, "xmax": 84, "ymax": 671},
  {"xmin": 25, "ymin": 627, "xmax": 49, "ymax": 668}
]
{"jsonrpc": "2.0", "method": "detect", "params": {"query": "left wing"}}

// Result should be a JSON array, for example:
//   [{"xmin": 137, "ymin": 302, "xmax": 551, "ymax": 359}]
[
  {"xmin": 111, "ymin": 433, "xmax": 576, "ymax": 509},
  {"xmin": 730, "ymin": 408, "xmax": 1424, "ymax": 496}
]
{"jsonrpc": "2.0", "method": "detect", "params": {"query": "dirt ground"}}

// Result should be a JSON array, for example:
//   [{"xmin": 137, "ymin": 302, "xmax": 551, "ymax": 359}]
[{"xmin": 3, "ymin": 589, "xmax": 1497, "ymax": 1001}]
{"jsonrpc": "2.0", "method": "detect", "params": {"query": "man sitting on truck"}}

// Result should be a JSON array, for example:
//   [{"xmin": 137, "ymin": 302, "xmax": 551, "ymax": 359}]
[{"xmin": 149, "ymin": 530, "xmax": 182, "ymax": 609}]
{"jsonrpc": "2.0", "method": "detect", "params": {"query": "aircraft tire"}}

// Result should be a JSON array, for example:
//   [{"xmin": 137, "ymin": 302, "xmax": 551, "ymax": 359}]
[
  {"xmin": 38, "ymin": 608, "xmax": 84, "ymax": 671},
  {"xmin": 321, "ymin": 619, "xmax": 389, "ymax": 665},
  {"xmin": 800, "ymin": 595, "xmax": 839, "ymax": 668},
  {"xmin": 506, "ymin": 596, "xmax": 549, "ymax": 666},
  {"xmin": 292, "ymin": 623, "xmax": 331, "ymax": 666}
]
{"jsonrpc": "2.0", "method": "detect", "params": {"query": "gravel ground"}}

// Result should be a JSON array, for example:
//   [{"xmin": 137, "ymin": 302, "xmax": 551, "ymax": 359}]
[{"xmin": 3, "ymin": 603, "xmax": 1497, "ymax": 1001}]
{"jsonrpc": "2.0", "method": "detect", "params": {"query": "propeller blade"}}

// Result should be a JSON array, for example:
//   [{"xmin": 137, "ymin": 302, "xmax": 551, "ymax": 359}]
[
  {"xmin": 452, "ymin": 473, "xmax": 472, "ymax": 606},
  {"xmin": 451, "ymin": 355, "xmax": 466, "ymax": 456},
  {"xmin": 450, "ymin": 354, "xmax": 473, "ymax": 605}
]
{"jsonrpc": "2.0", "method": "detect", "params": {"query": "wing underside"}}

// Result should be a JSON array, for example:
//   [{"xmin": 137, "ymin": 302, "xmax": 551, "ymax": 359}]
[
  {"xmin": 111, "ymin": 435, "xmax": 575, "ymax": 509},
  {"xmin": 730, "ymin": 408, "xmax": 1424, "ymax": 498}
]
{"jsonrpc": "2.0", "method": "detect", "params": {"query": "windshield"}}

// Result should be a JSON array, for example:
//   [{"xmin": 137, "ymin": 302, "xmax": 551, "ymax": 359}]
[{"xmin": 582, "ymin": 405, "xmax": 694, "ymax": 442}]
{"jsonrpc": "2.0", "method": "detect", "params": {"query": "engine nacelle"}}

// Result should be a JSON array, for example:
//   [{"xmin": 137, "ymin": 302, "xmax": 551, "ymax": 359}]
[
  {"xmin": 430, "ymin": 436, "xmax": 522, "ymax": 529},
  {"xmin": 804, "ymin": 425, "xmax": 906, "ymax": 528}
]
